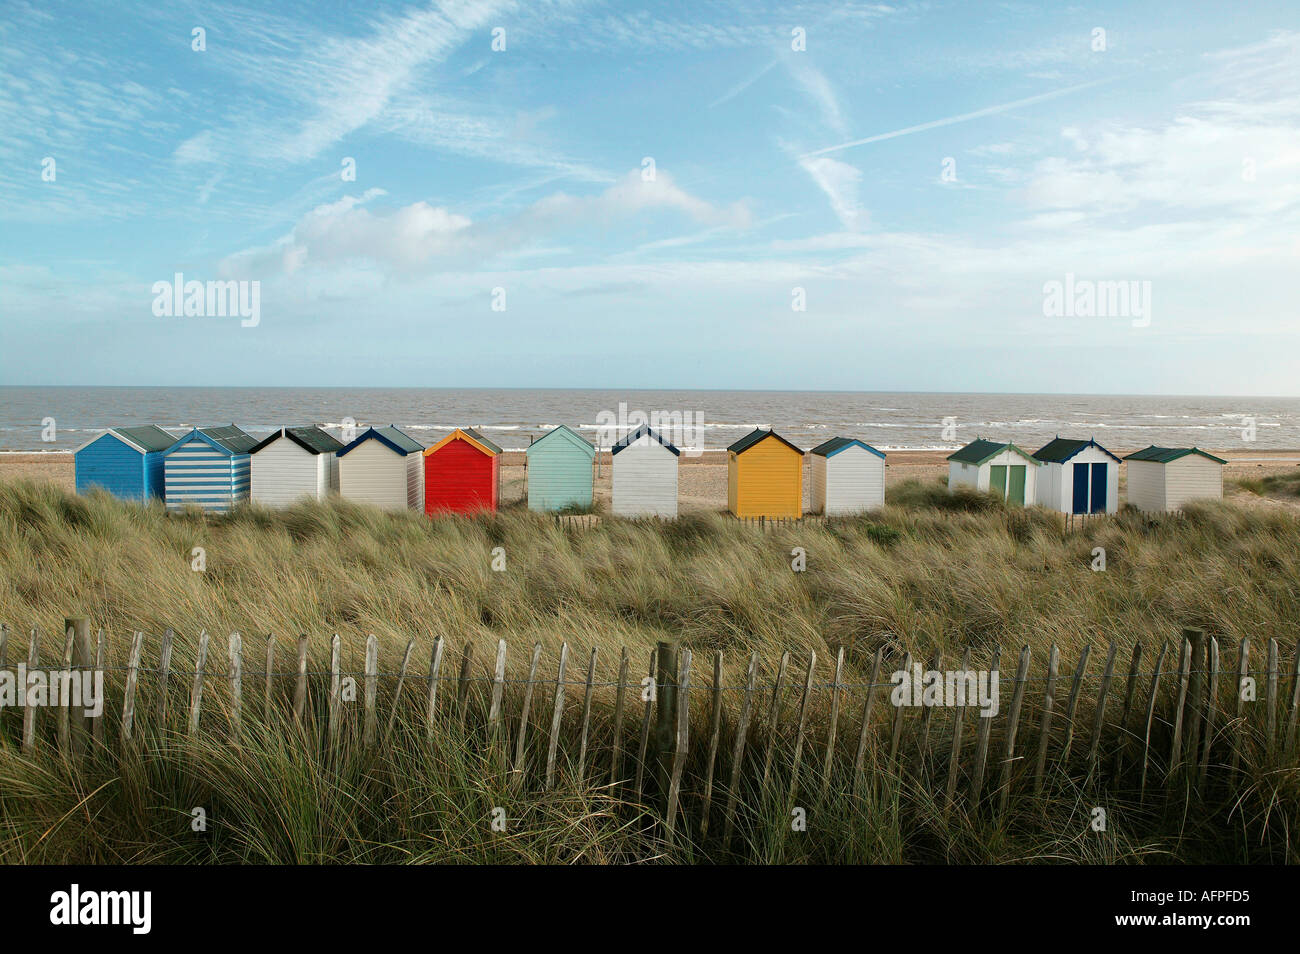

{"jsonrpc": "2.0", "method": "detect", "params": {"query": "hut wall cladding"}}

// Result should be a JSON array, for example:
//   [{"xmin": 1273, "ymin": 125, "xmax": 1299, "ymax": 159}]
[
  {"xmin": 163, "ymin": 433, "xmax": 250, "ymax": 513},
  {"xmin": 5, "ymin": 626, "xmax": 1296, "ymax": 832},
  {"xmin": 338, "ymin": 439, "xmax": 422, "ymax": 511},
  {"xmin": 1128, "ymin": 456, "xmax": 1224, "ymax": 513},
  {"xmin": 526, "ymin": 426, "xmax": 594, "ymax": 512},
  {"xmin": 730, "ymin": 437, "xmax": 802, "ymax": 519},
  {"xmin": 811, "ymin": 444, "xmax": 885, "ymax": 515},
  {"xmin": 424, "ymin": 434, "xmax": 499, "ymax": 515},
  {"xmin": 611, "ymin": 437, "xmax": 679, "ymax": 518},
  {"xmin": 74, "ymin": 429, "xmax": 169, "ymax": 502},
  {"xmin": 250, "ymin": 435, "xmax": 335, "ymax": 506}
]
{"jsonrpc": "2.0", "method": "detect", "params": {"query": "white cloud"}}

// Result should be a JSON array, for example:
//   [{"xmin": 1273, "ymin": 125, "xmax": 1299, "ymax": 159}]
[{"xmin": 797, "ymin": 156, "xmax": 869, "ymax": 230}]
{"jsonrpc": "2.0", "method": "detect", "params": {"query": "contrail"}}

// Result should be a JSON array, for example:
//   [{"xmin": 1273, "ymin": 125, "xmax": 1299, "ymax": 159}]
[{"xmin": 798, "ymin": 77, "xmax": 1115, "ymax": 159}]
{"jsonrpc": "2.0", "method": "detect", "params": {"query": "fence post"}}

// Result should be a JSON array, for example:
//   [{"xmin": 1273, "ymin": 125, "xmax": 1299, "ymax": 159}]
[
  {"xmin": 996, "ymin": 645, "xmax": 1031, "ymax": 817},
  {"xmin": 1183, "ymin": 627, "xmax": 1206, "ymax": 772},
  {"xmin": 851, "ymin": 647, "xmax": 885, "ymax": 798},
  {"xmin": 634, "ymin": 646, "xmax": 657, "ymax": 803},
  {"xmin": 545, "ymin": 642, "xmax": 569, "ymax": 790},
  {"xmin": 1230, "ymin": 638, "xmax": 1249, "ymax": 775},
  {"xmin": 1057, "ymin": 644, "xmax": 1090, "ymax": 770},
  {"xmin": 263, "ymin": 634, "xmax": 275, "ymax": 721},
  {"xmin": 63, "ymin": 616, "xmax": 93, "ymax": 756},
  {"xmin": 329, "ymin": 634, "xmax": 341, "ymax": 746},
  {"xmin": 425, "ymin": 636, "xmax": 444, "ymax": 744},
  {"xmin": 821, "ymin": 646, "xmax": 844, "ymax": 795},
  {"xmin": 292, "ymin": 634, "xmax": 309, "ymax": 724},
  {"xmin": 487, "ymin": 638, "xmax": 507, "ymax": 734},
  {"xmin": 512, "ymin": 643, "xmax": 543, "ymax": 788},
  {"xmin": 363, "ymin": 634, "xmax": 378, "ymax": 747},
  {"xmin": 788, "ymin": 650, "xmax": 817, "ymax": 802},
  {"xmin": 1140, "ymin": 642, "xmax": 1169, "ymax": 799},
  {"xmin": 653, "ymin": 639, "xmax": 680, "ymax": 796},
  {"xmin": 917, "ymin": 648, "xmax": 942, "ymax": 768},
  {"xmin": 57, "ymin": 625, "xmax": 75, "ymax": 758},
  {"xmin": 609, "ymin": 647, "xmax": 630, "ymax": 788},
  {"xmin": 1168, "ymin": 636, "xmax": 1192, "ymax": 780},
  {"xmin": 1112, "ymin": 643, "xmax": 1143, "ymax": 783},
  {"xmin": 1200, "ymin": 636, "xmax": 1221, "ymax": 787},
  {"xmin": 188, "ymin": 630, "xmax": 209, "ymax": 738},
  {"xmin": 228, "ymin": 632, "xmax": 243, "ymax": 741},
  {"xmin": 1086, "ymin": 642, "xmax": 1119, "ymax": 770},
  {"xmin": 889, "ymin": 650, "xmax": 912, "ymax": 764},
  {"xmin": 1032, "ymin": 644, "xmax": 1060, "ymax": 794},
  {"xmin": 577, "ymin": 647, "xmax": 597, "ymax": 779},
  {"xmin": 156, "ymin": 628, "xmax": 174, "ymax": 725},
  {"xmin": 91, "ymin": 627, "xmax": 106, "ymax": 746},
  {"xmin": 760, "ymin": 651, "xmax": 790, "ymax": 797},
  {"xmin": 664, "ymin": 648, "xmax": 692, "ymax": 842},
  {"xmin": 699, "ymin": 650, "xmax": 724, "ymax": 837},
  {"xmin": 1284, "ymin": 647, "xmax": 1300, "ymax": 761},
  {"xmin": 943, "ymin": 646, "xmax": 973, "ymax": 812},
  {"xmin": 1265, "ymin": 638, "xmax": 1279, "ymax": 758},
  {"xmin": 722, "ymin": 652, "xmax": 759, "ymax": 845},
  {"xmin": 970, "ymin": 645, "xmax": 1001, "ymax": 804},
  {"xmin": 120, "ymin": 630, "xmax": 143, "ymax": 745}
]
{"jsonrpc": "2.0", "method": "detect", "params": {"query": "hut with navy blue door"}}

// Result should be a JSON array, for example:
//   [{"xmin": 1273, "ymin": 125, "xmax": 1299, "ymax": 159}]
[
  {"xmin": 249, "ymin": 425, "xmax": 343, "ymax": 507},
  {"xmin": 526, "ymin": 425, "xmax": 595, "ymax": 512},
  {"xmin": 336, "ymin": 425, "xmax": 424, "ymax": 511},
  {"xmin": 611, "ymin": 424, "xmax": 679, "ymax": 518},
  {"xmin": 1032, "ymin": 437, "xmax": 1120, "ymax": 515},
  {"xmin": 74, "ymin": 425, "xmax": 176, "ymax": 503},
  {"xmin": 946, "ymin": 438, "xmax": 1039, "ymax": 505},
  {"xmin": 162, "ymin": 425, "xmax": 257, "ymax": 512},
  {"xmin": 810, "ymin": 437, "xmax": 886, "ymax": 514}
]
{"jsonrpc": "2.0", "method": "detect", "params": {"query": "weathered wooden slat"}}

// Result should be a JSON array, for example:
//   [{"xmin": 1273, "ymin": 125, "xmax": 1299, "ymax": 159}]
[
  {"xmin": 577, "ymin": 648, "xmax": 597, "ymax": 779},
  {"xmin": 228, "ymin": 632, "xmax": 243, "ymax": 741},
  {"xmin": 21, "ymin": 629, "xmax": 39, "ymax": 753},
  {"xmin": 1112, "ymin": 643, "xmax": 1143, "ymax": 782},
  {"xmin": 943, "ymin": 646, "xmax": 973, "ymax": 811},
  {"xmin": 996, "ymin": 645, "xmax": 1031, "ymax": 816},
  {"xmin": 1139, "ymin": 642, "xmax": 1169, "ymax": 797},
  {"xmin": 788, "ymin": 650, "xmax": 818, "ymax": 801},
  {"xmin": 917, "ymin": 647, "xmax": 942, "ymax": 766},
  {"xmin": 760, "ymin": 650, "xmax": 790, "ymax": 796},
  {"xmin": 1057, "ymin": 644, "xmax": 1091, "ymax": 769},
  {"xmin": 1199, "ymin": 636, "xmax": 1221, "ymax": 786},
  {"xmin": 889, "ymin": 651, "xmax": 912, "ymax": 764},
  {"xmin": 851, "ymin": 647, "xmax": 885, "ymax": 798},
  {"xmin": 1230, "ymin": 637, "xmax": 1249, "ymax": 775},
  {"xmin": 263, "ymin": 634, "xmax": 275, "ymax": 721},
  {"xmin": 384, "ymin": 638, "xmax": 415, "ymax": 745},
  {"xmin": 698, "ymin": 649, "xmax": 725, "ymax": 838},
  {"xmin": 91, "ymin": 627, "xmax": 106, "ymax": 745},
  {"xmin": 120, "ymin": 630, "xmax": 143, "ymax": 745},
  {"xmin": 362, "ymin": 634, "xmax": 379, "ymax": 747},
  {"xmin": 821, "ymin": 646, "xmax": 845, "ymax": 794},
  {"xmin": 544, "ymin": 642, "xmax": 569, "ymax": 789},
  {"xmin": 609, "ymin": 647, "xmax": 630, "ymax": 787},
  {"xmin": 634, "ymin": 646, "xmax": 657, "ymax": 802},
  {"xmin": 664, "ymin": 648, "xmax": 692, "ymax": 841},
  {"xmin": 1086, "ymin": 642, "xmax": 1119, "ymax": 767},
  {"xmin": 1265, "ymin": 637, "xmax": 1279, "ymax": 756},
  {"xmin": 328, "ymin": 634, "xmax": 342, "ymax": 745},
  {"xmin": 487, "ymin": 638, "xmax": 507, "ymax": 733},
  {"xmin": 187, "ymin": 630, "xmax": 210, "ymax": 737},
  {"xmin": 721, "ymin": 652, "xmax": 759, "ymax": 845},
  {"xmin": 512, "ymin": 642, "xmax": 543, "ymax": 786},
  {"xmin": 155, "ymin": 627, "xmax": 174, "ymax": 723},
  {"xmin": 1168, "ymin": 637, "xmax": 1192, "ymax": 778},
  {"xmin": 425, "ymin": 636, "xmax": 444, "ymax": 743},
  {"xmin": 292, "ymin": 634, "xmax": 309, "ymax": 723},
  {"xmin": 1284, "ymin": 646, "xmax": 1300, "ymax": 760},
  {"xmin": 57, "ymin": 625, "xmax": 76, "ymax": 756},
  {"xmin": 455, "ymin": 643, "xmax": 474, "ymax": 727},
  {"xmin": 1032, "ymin": 644, "xmax": 1060, "ymax": 794},
  {"xmin": 970, "ymin": 646, "xmax": 1001, "ymax": 803},
  {"xmin": 1184, "ymin": 627, "xmax": 1207, "ymax": 774}
]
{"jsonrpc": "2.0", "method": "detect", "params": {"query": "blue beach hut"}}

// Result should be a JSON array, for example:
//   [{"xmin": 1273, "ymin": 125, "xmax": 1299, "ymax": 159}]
[
  {"xmin": 74, "ymin": 425, "xmax": 176, "ymax": 502},
  {"xmin": 526, "ymin": 425, "xmax": 595, "ymax": 511},
  {"xmin": 162, "ymin": 425, "xmax": 258, "ymax": 512}
]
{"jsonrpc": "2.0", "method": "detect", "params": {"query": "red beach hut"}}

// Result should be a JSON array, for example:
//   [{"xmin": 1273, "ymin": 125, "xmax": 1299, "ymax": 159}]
[{"xmin": 423, "ymin": 428, "xmax": 503, "ymax": 515}]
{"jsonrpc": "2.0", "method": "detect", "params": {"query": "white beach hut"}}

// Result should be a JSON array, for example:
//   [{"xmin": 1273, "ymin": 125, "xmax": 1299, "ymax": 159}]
[
  {"xmin": 947, "ymin": 439, "xmax": 1040, "ymax": 505},
  {"xmin": 1031, "ymin": 437, "xmax": 1121, "ymax": 515},
  {"xmin": 249, "ymin": 426, "xmax": 344, "ymax": 507},
  {"xmin": 809, "ymin": 437, "xmax": 886, "ymax": 515},
  {"xmin": 610, "ymin": 424, "xmax": 680, "ymax": 518},
  {"xmin": 1122, "ymin": 446, "xmax": 1226, "ymax": 513},
  {"xmin": 336, "ymin": 425, "xmax": 424, "ymax": 511}
]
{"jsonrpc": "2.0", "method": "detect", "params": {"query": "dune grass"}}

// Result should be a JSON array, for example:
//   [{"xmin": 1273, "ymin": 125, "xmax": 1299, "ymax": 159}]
[{"xmin": 0, "ymin": 478, "xmax": 1297, "ymax": 863}]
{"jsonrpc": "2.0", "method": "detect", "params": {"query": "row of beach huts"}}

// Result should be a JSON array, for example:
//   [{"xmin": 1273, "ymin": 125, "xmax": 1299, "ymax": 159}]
[{"xmin": 72, "ymin": 423, "xmax": 1226, "ymax": 518}]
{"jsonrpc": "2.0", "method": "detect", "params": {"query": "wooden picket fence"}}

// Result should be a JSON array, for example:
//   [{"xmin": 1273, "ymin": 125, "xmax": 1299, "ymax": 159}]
[{"xmin": 1, "ymin": 620, "xmax": 1296, "ymax": 843}]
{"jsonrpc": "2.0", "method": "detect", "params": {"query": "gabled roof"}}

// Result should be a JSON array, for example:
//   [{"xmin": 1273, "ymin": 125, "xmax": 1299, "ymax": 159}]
[
  {"xmin": 75, "ymin": 424, "xmax": 175, "ymax": 455},
  {"xmin": 809, "ymin": 436, "xmax": 885, "ymax": 460},
  {"xmin": 1032, "ymin": 437, "xmax": 1121, "ymax": 464},
  {"xmin": 611, "ymin": 424, "xmax": 680, "ymax": 457},
  {"xmin": 337, "ymin": 425, "xmax": 423, "ymax": 458},
  {"xmin": 1123, "ymin": 445, "xmax": 1227, "ymax": 465},
  {"xmin": 526, "ymin": 424, "xmax": 595, "ymax": 458},
  {"xmin": 250, "ymin": 426, "xmax": 344, "ymax": 456},
  {"xmin": 425, "ymin": 427, "xmax": 503, "ymax": 457},
  {"xmin": 947, "ymin": 438, "xmax": 1038, "ymax": 466},
  {"xmin": 727, "ymin": 427, "xmax": 802, "ymax": 456},
  {"xmin": 162, "ymin": 425, "xmax": 256, "ymax": 457}
]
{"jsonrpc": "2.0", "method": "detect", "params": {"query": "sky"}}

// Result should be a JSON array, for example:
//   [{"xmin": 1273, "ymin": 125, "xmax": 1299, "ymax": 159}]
[{"xmin": 1, "ymin": 0, "xmax": 1298, "ymax": 394}]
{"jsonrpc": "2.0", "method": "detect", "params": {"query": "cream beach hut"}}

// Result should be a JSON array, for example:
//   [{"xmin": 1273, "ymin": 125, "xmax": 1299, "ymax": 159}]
[
  {"xmin": 610, "ymin": 424, "xmax": 680, "ymax": 518},
  {"xmin": 1031, "ymin": 437, "xmax": 1121, "ymax": 515},
  {"xmin": 249, "ymin": 426, "xmax": 343, "ymax": 507},
  {"xmin": 809, "ymin": 437, "xmax": 885, "ymax": 515},
  {"xmin": 1122, "ymin": 446, "xmax": 1226, "ymax": 513},
  {"xmin": 946, "ymin": 439, "xmax": 1040, "ymax": 506},
  {"xmin": 336, "ymin": 425, "xmax": 424, "ymax": 511}
]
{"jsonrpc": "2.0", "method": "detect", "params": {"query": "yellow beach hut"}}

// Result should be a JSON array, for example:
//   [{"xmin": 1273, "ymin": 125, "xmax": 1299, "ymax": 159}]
[{"xmin": 727, "ymin": 427, "xmax": 803, "ymax": 519}]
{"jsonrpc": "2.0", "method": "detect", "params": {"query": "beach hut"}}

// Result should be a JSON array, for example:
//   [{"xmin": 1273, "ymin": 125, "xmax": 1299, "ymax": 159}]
[
  {"xmin": 610, "ymin": 424, "xmax": 680, "ymax": 518},
  {"xmin": 1122, "ymin": 446, "xmax": 1226, "ymax": 513},
  {"xmin": 248, "ymin": 426, "xmax": 343, "ymax": 507},
  {"xmin": 162, "ymin": 425, "xmax": 257, "ymax": 513},
  {"xmin": 809, "ymin": 437, "xmax": 886, "ymax": 515},
  {"xmin": 946, "ymin": 439, "xmax": 1040, "ymax": 505},
  {"xmin": 526, "ymin": 425, "xmax": 595, "ymax": 512},
  {"xmin": 423, "ymin": 428, "xmax": 503, "ymax": 515},
  {"xmin": 336, "ymin": 425, "xmax": 424, "ymax": 511},
  {"xmin": 1032, "ymin": 437, "xmax": 1121, "ymax": 515},
  {"xmin": 727, "ymin": 428, "xmax": 803, "ymax": 519},
  {"xmin": 74, "ymin": 425, "xmax": 175, "ymax": 502}
]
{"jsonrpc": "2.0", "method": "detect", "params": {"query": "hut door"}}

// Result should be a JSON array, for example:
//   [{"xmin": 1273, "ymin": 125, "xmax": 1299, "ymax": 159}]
[
  {"xmin": 989, "ymin": 465, "xmax": 1007, "ymax": 498},
  {"xmin": 1071, "ymin": 463, "xmax": 1089, "ymax": 514},
  {"xmin": 1089, "ymin": 463, "xmax": 1107, "ymax": 513},
  {"xmin": 1007, "ymin": 465, "xmax": 1026, "ymax": 505}
]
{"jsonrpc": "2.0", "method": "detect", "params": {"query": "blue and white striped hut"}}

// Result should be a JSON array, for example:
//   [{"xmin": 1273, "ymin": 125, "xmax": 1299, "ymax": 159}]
[{"xmin": 162, "ymin": 425, "xmax": 257, "ymax": 512}]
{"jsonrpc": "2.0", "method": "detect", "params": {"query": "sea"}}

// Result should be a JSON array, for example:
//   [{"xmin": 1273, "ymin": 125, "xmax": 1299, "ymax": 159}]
[{"xmin": 0, "ymin": 387, "xmax": 1297, "ymax": 453}]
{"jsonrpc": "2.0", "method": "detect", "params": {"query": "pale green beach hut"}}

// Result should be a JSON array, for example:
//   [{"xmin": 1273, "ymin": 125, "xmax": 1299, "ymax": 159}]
[{"xmin": 526, "ymin": 425, "xmax": 595, "ymax": 511}]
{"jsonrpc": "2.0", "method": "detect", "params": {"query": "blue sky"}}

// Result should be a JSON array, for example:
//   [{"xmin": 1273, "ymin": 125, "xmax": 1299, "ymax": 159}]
[{"xmin": 1, "ymin": 0, "xmax": 1298, "ymax": 393}]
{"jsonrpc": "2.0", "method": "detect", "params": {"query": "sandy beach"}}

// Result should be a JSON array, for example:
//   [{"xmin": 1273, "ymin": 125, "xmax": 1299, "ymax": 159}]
[{"xmin": 5, "ymin": 448, "xmax": 1298, "ymax": 515}]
